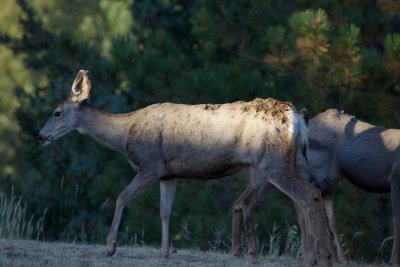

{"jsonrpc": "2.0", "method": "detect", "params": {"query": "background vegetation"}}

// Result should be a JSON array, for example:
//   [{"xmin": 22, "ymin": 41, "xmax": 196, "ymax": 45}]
[{"xmin": 1, "ymin": 0, "xmax": 400, "ymax": 263}]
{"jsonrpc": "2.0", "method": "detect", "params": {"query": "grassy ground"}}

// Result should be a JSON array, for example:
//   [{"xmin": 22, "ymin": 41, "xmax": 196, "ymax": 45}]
[{"xmin": 0, "ymin": 239, "xmax": 390, "ymax": 267}]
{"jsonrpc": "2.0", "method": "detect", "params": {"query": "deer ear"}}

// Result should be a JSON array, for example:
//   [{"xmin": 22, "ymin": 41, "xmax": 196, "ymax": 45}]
[
  {"xmin": 299, "ymin": 108, "xmax": 309, "ymax": 126},
  {"xmin": 70, "ymin": 70, "xmax": 92, "ymax": 103}
]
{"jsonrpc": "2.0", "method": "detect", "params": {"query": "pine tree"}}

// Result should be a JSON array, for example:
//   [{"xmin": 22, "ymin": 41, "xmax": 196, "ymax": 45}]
[{"xmin": 1, "ymin": 0, "xmax": 400, "ymax": 260}]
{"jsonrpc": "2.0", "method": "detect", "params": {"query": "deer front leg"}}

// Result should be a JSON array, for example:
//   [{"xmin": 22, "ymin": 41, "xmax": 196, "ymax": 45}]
[
  {"xmin": 160, "ymin": 179, "xmax": 177, "ymax": 258},
  {"xmin": 323, "ymin": 193, "xmax": 346, "ymax": 263},
  {"xmin": 390, "ymin": 171, "xmax": 400, "ymax": 265},
  {"xmin": 106, "ymin": 172, "xmax": 157, "ymax": 256}
]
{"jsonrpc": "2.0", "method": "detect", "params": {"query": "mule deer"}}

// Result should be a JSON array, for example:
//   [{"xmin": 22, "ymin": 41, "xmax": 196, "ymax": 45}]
[
  {"xmin": 37, "ymin": 70, "xmax": 333, "ymax": 266},
  {"xmin": 309, "ymin": 109, "xmax": 400, "ymax": 265},
  {"xmin": 231, "ymin": 139, "xmax": 345, "ymax": 262},
  {"xmin": 232, "ymin": 139, "xmax": 347, "ymax": 262},
  {"xmin": 233, "ymin": 108, "xmax": 400, "ymax": 265}
]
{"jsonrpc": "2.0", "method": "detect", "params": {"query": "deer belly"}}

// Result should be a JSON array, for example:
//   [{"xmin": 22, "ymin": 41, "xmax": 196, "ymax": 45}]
[
  {"xmin": 166, "ymin": 160, "xmax": 248, "ymax": 179},
  {"xmin": 339, "ymin": 156, "xmax": 391, "ymax": 193}
]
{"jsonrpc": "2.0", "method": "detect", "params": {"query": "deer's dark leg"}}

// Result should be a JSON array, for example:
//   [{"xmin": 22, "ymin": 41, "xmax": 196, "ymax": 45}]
[
  {"xmin": 244, "ymin": 182, "xmax": 272, "ymax": 260},
  {"xmin": 261, "ymin": 166, "xmax": 333, "ymax": 267},
  {"xmin": 390, "ymin": 168, "xmax": 400, "ymax": 265},
  {"xmin": 293, "ymin": 202, "xmax": 308, "ymax": 260},
  {"xmin": 106, "ymin": 172, "xmax": 158, "ymax": 256},
  {"xmin": 232, "ymin": 189, "xmax": 247, "ymax": 257},
  {"xmin": 232, "ymin": 178, "xmax": 273, "ymax": 260},
  {"xmin": 323, "ymin": 193, "xmax": 345, "ymax": 263}
]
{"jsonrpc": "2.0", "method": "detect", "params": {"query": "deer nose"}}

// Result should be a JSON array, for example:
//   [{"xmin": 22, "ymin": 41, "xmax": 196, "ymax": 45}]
[{"xmin": 37, "ymin": 134, "xmax": 45, "ymax": 144}]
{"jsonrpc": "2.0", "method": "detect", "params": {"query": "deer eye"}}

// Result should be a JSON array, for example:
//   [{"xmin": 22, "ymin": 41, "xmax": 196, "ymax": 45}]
[{"xmin": 54, "ymin": 111, "xmax": 62, "ymax": 118}]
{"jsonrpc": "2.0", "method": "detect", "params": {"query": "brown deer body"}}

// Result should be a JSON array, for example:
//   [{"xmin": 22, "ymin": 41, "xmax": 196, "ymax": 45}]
[{"xmin": 38, "ymin": 70, "xmax": 333, "ymax": 266}]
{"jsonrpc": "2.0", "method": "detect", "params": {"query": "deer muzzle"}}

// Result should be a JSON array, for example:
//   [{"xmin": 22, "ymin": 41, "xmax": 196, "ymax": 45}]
[{"xmin": 37, "ymin": 134, "xmax": 52, "ymax": 146}]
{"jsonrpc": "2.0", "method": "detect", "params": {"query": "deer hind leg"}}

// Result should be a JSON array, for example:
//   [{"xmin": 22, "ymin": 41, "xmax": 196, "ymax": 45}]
[
  {"xmin": 232, "ymin": 168, "xmax": 260, "ymax": 257},
  {"xmin": 232, "ymin": 177, "xmax": 272, "ymax": 259},
  {"xmin": 390, "ymin": 168, "xmax": 400, "ymax": 265},
  {"xmin": 244, "ymin": 182, "xmax": 272, "ymax": 260},
  {"xmin": 106, "ymin": 172, "xmax": 158, "ymax": 256},
  {"xmin": 160, "ymin": 179, "xmax": 177, "ymax": 258},
  {"xmin": 242, "ymin": 198, "xmax": 259, "ymax": 260},
  {"xmin": 262, "ymin": 166, "xmax": 333, "ymax": 267},
  {"xmin": 232, "ymin": 186, "xmax": 248, "ymax": 257},
  {"xmin": 323, "ymin": 192, "xmax": 346, "ymax": 263},
  {"xmin": 294, "ymin": 174, "xmax": 338, "ymax": 264},
  {"xmin": 293, "ymin": 201, "xmax": 309, "ymax": 260},
  {"xmin": 232, "ymin": 183, "xmax": 257, "ymax": 257}
]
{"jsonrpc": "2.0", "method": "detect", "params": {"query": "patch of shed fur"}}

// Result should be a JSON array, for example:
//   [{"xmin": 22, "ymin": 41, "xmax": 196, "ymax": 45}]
[
  {"xmin": 240, "ymin": 98, "xmax": 294, "ymax": 123},
  {"xmin": 203, "ymin": 104, "xmax": 221, "ymax": 111}
]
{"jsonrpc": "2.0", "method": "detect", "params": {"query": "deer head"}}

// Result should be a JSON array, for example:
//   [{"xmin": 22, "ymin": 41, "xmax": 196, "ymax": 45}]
[{"xmin": 37, "ymin": 70, "xmax": 92, "ymax": 145}]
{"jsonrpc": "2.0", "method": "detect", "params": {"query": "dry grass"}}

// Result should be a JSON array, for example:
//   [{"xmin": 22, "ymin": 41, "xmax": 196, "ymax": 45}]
[
  {"xmin": 0, "ymin": 191, "xmax": 45, "ymax": 240},
  {"xmin": 0, "ymin": 239, "xmax": 390, "ymax": 267}
]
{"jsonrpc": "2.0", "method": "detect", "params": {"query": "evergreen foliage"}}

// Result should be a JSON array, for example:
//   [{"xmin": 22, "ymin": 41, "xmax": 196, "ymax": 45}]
[{"xmin": 1, "ymin": 0, "xmax": 400, "ymax": 262}]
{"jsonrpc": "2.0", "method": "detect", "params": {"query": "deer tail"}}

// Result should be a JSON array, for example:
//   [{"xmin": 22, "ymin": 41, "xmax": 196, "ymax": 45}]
[{"xmin": 290, "ymin": 110, "xmax": 309, "ymax": 169}]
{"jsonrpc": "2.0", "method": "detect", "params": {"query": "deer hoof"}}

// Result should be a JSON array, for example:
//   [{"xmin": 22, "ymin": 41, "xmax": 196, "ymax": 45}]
[
  {"xmin": 159, "ymin": 250, "xmax": 169, "ymax": 259},
  {"xmin": 338, "ymin": 256, "xmax": 348, "ymax": 264},
  {"xmin": 249, "ymin": 250, "xmax": 259, "ymax": 262},
  {"xmin": 106, "ymin": 242, "xmax": 117, "ymax": 257},
  {"xmin": 233, "ymin": 252, "xmax": 243, "ymax": 258},
  {"xmin": 389, "ymin": 260, "xmax": 399, "ymax": 266},
  {"xmin": 233, "ymin": 249, "xmax": 243, "ymax": 258}
]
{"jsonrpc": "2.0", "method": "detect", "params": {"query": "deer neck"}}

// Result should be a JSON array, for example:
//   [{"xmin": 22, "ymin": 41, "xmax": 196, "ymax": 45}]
[{"xmin": 77, "ymin": 103, "xmax": 131, "ymax": 154}]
